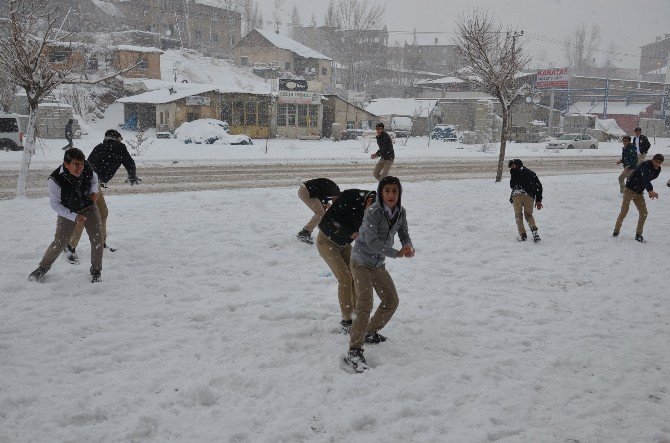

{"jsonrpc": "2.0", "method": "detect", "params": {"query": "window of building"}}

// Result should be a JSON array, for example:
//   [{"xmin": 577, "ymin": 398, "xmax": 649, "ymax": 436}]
[
  {"xmin": 221, "ymin": 102, "xmax": 232, "ymax": 124},
  {"xmin": 240, "ymin": 56, "xmax": 249, "ymax": 66},
  {"xmin": 308, "ymin": 106, "xmax": 319, "ymax": 128},
  {"xmin": 245, "ymin": 102, "xmax": 257, "ymax": 125},
  {"xmin": 298, "ymin": 105, "xmax": 308, "ymax": 127},
  {"xmin": 195, "ymin": 30, "xmax": 202, "ymax": 39},
  {"xmin": 285, "ymin": 62, "xmax": 291, "ymax": 71},
  {"xmin": 287, "ymin": 105, "xmax": 296, "ymax": 126},
  {"xmin": 49, "ymin": 49, "xmax": 69, "ymax": 63},
  {"xmin": 258, "ymin": 100, "xmax": 269, "ymax": 126},
  {"xmin": 212, "ymin": 14, "xmax": 219, "ymax": 22},
  {"xmin": 137, "ymin": 58, "xmax": 148, "ymax": 71},
  {"xmin": 159, "ymin": 112, "xmax": 164, "ymax": 125},
  {"xmin": 187, "ymin": 112, "xmax": 199, "ymax": 121},
  {"xmin": 321, "ymin": 67, "xmax": 327, "ymax": 76},
  {"xmin": 277, "ymin": 104, "xmax": 287, "ymax": 126},
  {"xmin": 346, "ymin": 121, "xmax": 354, "ymax": 129},
  {"xmin": 212, "ymin": 33, "xmax": 219, "ymax": 43},
  {"xmin": 233, "ymin": 101, "xmax": 244, "ymax": 125}
]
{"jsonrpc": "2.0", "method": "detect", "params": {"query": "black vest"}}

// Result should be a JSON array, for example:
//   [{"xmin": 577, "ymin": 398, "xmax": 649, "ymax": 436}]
[{"xmin": 50, "ymin": 162, "xmax": 95, "ymax": 213}]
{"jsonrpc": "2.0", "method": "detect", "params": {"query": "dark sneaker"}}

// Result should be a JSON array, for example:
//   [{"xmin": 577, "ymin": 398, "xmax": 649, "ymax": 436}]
[
  {"xmin": 28, "ymin": 266, "xmax": 49, "ymax": 282},
  {"xmin": 364, "ymin": 332, "xmax": 387, "ymax": 344},
  {"xmin": 91, "ymin": 271, "xmax": 102, "ymax": 283},
  {"xmin": 519, "ymin": 233, "xmax": 527, "ymax": 242},
  {"xmin": 340, "ymin": 319, "xmax": 353, "ymax": 334},
  {"xmin": 297, "ymin": 229, "xmax": 313, "ymax": 244},
  {"xmin": 343, "ymin": 348, "xmax": 369, "ymax": 373},
  {"xmin": 531, "ymin": 228, "xmax": 541, "ymax": 242},
  {"xmin": 104, "ymin": 243, "xmax": 116, "ymax": 252},
  {"xmin": 64, "ymin": 244, "xmax": 79, "ymax": 264},
  {"xmin": 635, "ymin": 234, "xmax": 646, "ymax": 243},
  {"xmin": 612, "ymin": 231, "xmax": 619, "ymax": 237}
]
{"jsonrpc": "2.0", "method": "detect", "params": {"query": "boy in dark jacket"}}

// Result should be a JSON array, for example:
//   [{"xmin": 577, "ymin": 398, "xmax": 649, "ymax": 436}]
[
  {"xmin": 343, "ymin": 176, "xmax": 414, "ymax": 373},
  {"xmin": 371, "ymin": 122, "xmax": 395, "ymax": 181},
  {"xmin": 508, "ymin": 159, "xmax": 543, "ymax": 242},
  {"xmin": 613, "ymin": 153, "xmax": 663, "ymax": 242},
  {"xmin": 66, "ymin": 129, "xmax": 139, "ymax": 263},
  {"xmin": 616, "ymin": 135, "xmax": 638, "ymax": 193},
  {"xmin": 317, "ymin": 189, "xmax": 376, "ymax": 333},
  {"xmin": 297, "ymin": 178, "xmax": 340, "ymax": 244},
  {"xmin": 29, "ymin": 148, "xmax": 104, "ymax": 283}
]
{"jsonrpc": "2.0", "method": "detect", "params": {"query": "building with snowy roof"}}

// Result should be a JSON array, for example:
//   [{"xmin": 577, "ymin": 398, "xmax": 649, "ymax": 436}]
[
  {"xmin": 233, "ymin": 29, "xmax": 334, "ymax": 88},
  {"xmin": 365, "ymin": 98, "xmax": 441, "ymax": 136}
]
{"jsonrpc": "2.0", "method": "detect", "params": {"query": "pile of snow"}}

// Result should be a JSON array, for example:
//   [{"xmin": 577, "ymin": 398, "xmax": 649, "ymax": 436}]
[
  {"xmin": 174, "ymin": 119, "xmax": 252, "ymax": 145},
  {"xmin": 595, "ymin": 118, "xmax": 626, "ymax": 136}
]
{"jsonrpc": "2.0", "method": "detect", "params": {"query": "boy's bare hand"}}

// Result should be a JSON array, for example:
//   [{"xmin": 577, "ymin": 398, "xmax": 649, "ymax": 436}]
[
  {"xmin": 398, "ymin": 245, "xmax": 415, "ymax": 258},
  {"xmin": 75, "ymin": 214, "xmax": 87, "ymax": 225}
]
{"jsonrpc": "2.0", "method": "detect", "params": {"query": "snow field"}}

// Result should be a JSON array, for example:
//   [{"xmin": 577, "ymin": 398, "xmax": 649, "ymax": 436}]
[{"xmin": 0, "ymin": 173, "xmax": 669, "ymax": 441}]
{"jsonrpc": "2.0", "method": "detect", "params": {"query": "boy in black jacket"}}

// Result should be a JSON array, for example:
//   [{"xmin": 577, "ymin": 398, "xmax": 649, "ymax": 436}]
[
  {"xmin": 297, "ymin": 178, "xmax": 340, "ymax": 244},
  {"xmin": 371, "ymin": 122, "xmax": 395, "ymax": 181},
  {"xmin": 508, "ymin": 159, "xmax": 543, "ymax": 242},
  {"xmin": 316, "ymin": 189, "xmax": 376, "ymax": 333},
  {"xmin": 613, "ymin": 153, "xmax": 663, "ymax": 243}
]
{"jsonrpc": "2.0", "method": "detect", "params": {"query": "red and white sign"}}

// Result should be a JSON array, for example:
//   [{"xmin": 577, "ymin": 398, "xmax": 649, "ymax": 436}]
[{"xmin": 536, "ymin": 67, "xmax": 569, "ymax": 88}]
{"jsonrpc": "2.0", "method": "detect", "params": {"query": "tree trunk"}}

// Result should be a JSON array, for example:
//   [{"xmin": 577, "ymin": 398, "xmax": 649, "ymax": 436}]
[
  {"xmin": 16, "ymin": 105, "xmax": 38, "ymax": 198},
  {"xmin": 495, "ymin": 106, "xmax": 510, "ymax": 182}
]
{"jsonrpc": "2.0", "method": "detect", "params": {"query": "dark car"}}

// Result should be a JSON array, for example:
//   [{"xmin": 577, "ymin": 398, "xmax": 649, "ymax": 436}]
[{"xmin": 430, "ymin": 125, "xmax": 457, "ymax": 142}]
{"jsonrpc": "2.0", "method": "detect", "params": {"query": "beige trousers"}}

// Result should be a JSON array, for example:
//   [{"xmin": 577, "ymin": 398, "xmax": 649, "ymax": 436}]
[
  {"xmin": 316, "ymin": 231, "xmax": 356, "ymax": 321},
  {"xmin": 373, "ymin": 158, "xmax": 394, "ymax": 181},
  {"xmin": 637, "ymin": 153, "xmax": 646, "ymax": 164},
  {"xmin": 512, "ymin": 194, "xmax": 537, "ymax": 236},
  {"xmin": 615, "ymin": 188, "xmax": 647, "ymax": 234},
  {"xmin": 349, "ymin": 261, "xmax": 399, "ymax": 349},
  {"xmin": 298, "ymin": 184, "xmax": 326, "ymax": 232},
  {"xmin": 40, "ymin": 204, "xmax": 103, "ymax": 273},
  {"xmin": 70, "ymin": 189, "xmax": 109, "ymax": 248},
  {"xmin": 618, "ymin": 168, "xmax": 634, "ymax": 193}
]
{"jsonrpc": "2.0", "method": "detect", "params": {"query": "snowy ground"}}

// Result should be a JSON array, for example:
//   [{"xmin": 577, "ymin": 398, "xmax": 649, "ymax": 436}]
[
  {"xmin": 1, "ymin": 173, "xmax": 669, "ymax": 442},
  {"xmin": 3, "ymin": 105, "xmax": 670, "ymax": 171}
]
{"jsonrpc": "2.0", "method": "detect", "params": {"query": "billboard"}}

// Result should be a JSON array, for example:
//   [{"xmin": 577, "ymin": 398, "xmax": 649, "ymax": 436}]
[
  {"xmin": 278, "ymin": 90, "xmax": 322, "ymax": 105},
  {"xmin": 536, "ymin": 68, "xmax": 569, "ymax": 88},
  {"xmin": 279, "ymin": 79, "xmax": 308, "ymax": 91},
  {"xmin": 185, "ymin": 96, "xmax": 211, "ymax": 106}
]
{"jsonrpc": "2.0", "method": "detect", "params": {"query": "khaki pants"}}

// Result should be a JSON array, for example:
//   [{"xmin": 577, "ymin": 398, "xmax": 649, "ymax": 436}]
[
  {"xmin": 373, "ymin": 158, "xmax": 394, "ymax": 181},
  {"xmin": 615, "ymin": 188, "xmax": 647, "ymax": 235},
  {"xmin": 40, "ymin": 204, "xmax": 103, "ymax": 273},
  {"xmin": 618, "ymin": 168, "xmax": 634, "ymax": 193},
  {"xmin": 298, "ymin": 184, "xmax": 325, "ymax": 233},
  {"xmin": 71, "ymin": 188, "xmax": 108, "ymax": 248},
  {"xmin": 637, "ymin": 153, "xmax": 646, "ymax": 165},
  {"xmin": 349, "ymin": 261, "xmax": 399, "ymax": 349},
  {"xmin": 512, "ymin": 194, "xmax": 537, "ymax": 236},
  {"xmin": 316, "ymin": 231, "xmax": 356, "ymax": 321}
]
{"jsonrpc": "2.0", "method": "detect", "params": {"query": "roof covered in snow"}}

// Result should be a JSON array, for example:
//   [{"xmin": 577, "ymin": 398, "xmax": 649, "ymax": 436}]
[
  {"xmin": 569, "ymin": 101, "xmax": 653, "ymax": 116},
  {"xmin": 115, "ymin": 45, "xmax": 163, "ymax": 54},
  {"xmin": 365, "ymin": 98, "xmax": 439, "ymax": 118},
  {"xmin": 253, "ymin": 29, "xmax": 332, "ymax": 61},
  {"xmin": 117, "ymin": 85, "xmax": 219, "ymax": 104},
  {"xmin": 415, "ymin": 76, "xmax": 464, "ymax": 86},
  {"xmin": 90, "ymin": 0, "xmax": 124, "ymax": 18}
]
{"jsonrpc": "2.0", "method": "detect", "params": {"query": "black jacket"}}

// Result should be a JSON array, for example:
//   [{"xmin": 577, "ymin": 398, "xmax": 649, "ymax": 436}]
[
  {"xmin": 87, "ymin": 137, "xmax": 136, "ymax": 184},
  {"xmin": 64, "ymin": 121, "xmax": 73, "ymax": 139},
  {"xmin": 50, "ymin": 162, "xmax": 95, "ymax": 212},
  {"xmin": 375, "ymin": 131, "xmax": 395, "ymax": 160},
  {"xmin": 626, "ymin": 160, "xmax": 661, "ymax": 194},
  {"xmin": 635, "ymin": 134, "xmax": 651, "ymax": 154},
  {"xmin": 304, "ymin": 178, "xmax": 340, "ymax": 205},
  {"xmin": 319, "ymin": 189, "xmax": 374, "ymax": 247},
  {"xmin": 509, "ymin": 166, "xmax": 543, "ymax": 202}
]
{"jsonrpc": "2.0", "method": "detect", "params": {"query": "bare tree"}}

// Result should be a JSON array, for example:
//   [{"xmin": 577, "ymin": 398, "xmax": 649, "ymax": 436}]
[
  {"xmin": 289, "ymin": 4, "xmax": 301, "ymax": 37},
  {"xmin": 272, "ymin": 0, "xmax": 284, "ymax": 34},
  {"xmin": 601, "ymin": 41, "xmax": 619, "ymax": 70},
  {"xmin": 242, "ymin": 0, "xmax": 260, "ymax": 34},
  {"xmin": 0, "ymin": 0, "xmax": 136, "ymax": 198},
  {"xmin": 454, "ymin": 11, "xmax": 530, "ymax": 182},
  {"xmin": 324, "ymin": 0, "xmax": 336, "ymax": 27},
  {"xmin": 564, "ymin": 24, "xmax": 601, "ymax": 76}
]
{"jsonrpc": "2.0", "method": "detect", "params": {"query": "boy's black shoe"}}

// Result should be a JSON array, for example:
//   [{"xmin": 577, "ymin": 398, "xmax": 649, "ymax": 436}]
[
  {"xmin": 104, "ymin": 243, "xmax": 117, "ymax": 252},
  {"xmin": 340, "ymin": 319, "xmax": 353, "ymax": 334},
  {"xmin": 28, "ymin": 266, "xmax": 49, "ymax": 282},
  {"xmin": 297, "ymin": 229, "xmax": 313, "ymax": 244},
  {"xmin": 519, "ymin": 233, "xmax": 527, "ymax": 241},
  {"xmin": 64, "ymin": 244, "xmax": 79, "ymax": 264},
  {"xmin": 91, "ymin": 271, "xmax": 102, "ymax": 283},
  {"xmin": 531, "ymin": 228, "xmax": 541, "ymax": 243},
  {"xmin": 612, "ymin": 231, "xmax": 619, "ymax": 237},
  {"xmin": 364, "ymin": 332, "xmax": 387, "ymax": 343},
  {"xmin": 343, "ymin": 348, "xmax": 369, "ymax": 373},
  {"xmin": 635, "ymin": 233, "xmax": 646, "ymax": 243}
]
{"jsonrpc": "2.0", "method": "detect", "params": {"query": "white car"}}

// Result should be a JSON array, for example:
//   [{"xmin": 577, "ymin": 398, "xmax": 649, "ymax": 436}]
[
  {"xmin": 547, "ymin": 133, "xmax": 598, "ymax": 149},
  {"xmin": 175, "ymin": 119, "xmax": 252, "ymax": 145}
]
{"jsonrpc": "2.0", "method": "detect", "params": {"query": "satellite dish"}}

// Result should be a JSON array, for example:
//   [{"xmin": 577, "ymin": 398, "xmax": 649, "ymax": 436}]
[
  {"xmin": 533, "ymin": 94, "xmax": 542, "ymax": 104},
  {"xmin": 525, "ymin": 96, "xmax": 532, "ymax": 103}
]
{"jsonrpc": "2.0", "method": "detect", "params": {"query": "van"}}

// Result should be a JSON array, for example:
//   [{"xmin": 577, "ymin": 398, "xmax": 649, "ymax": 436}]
[
  {"xmin": 0, "ymin": 114, "xmax": 25, "ymax": 151},
  {"xmin": 389, "ymin": 116, "xmax": 412, "ymax": 138}
]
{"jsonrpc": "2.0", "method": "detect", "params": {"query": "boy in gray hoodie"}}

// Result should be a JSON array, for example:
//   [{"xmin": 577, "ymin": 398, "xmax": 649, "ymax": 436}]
[{"xmin": 343, "ymin": 176, "xmax": 414, "ymax": 372}]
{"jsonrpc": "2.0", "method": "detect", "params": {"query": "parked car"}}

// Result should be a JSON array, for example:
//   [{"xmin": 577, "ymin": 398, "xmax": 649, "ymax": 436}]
[
  {"xmin": 341, "ymin": 128, "xmax": 366, "ymax": 140},
  {"xmin": 547, "ymin": 133, "xmax": 598, "ymax": 149},
  {"xmin": 430, "ymin": 125, "xmax": 457, "ymax": 142},
  {"xmin": 389, "ymin": 116, "xmax": 412, "ymax": 138},
  {"xmin": 174, "ymin": 119, "xmax": 252, "ymax": 145},
  {"xmin": 0, "ymin": 113, "xmax": 25, "ymax": 151}
]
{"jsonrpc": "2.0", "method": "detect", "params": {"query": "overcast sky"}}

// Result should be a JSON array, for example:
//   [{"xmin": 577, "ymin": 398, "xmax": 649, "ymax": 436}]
[{"xmin": 256, "ymin": 0, "xmax": 670, "ymax": 70}]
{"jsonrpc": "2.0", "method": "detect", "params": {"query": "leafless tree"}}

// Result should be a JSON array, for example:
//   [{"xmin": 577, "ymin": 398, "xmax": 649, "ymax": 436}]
[
  {"xmin": 242, "ymin": 0, "xmax": 260, "ymax": 34},
  {"xmin": 324, "ymin": 0, "xmax": 337, "ymax": 27},
  {"xmin": 0, "ymin": 0, "xmax": 137, "ymax": 198},
  {"xmin": 454, "ymin": 10, "xmax": 530, "ymax": 182},
  {"xmin": 564, "ymin": 24, "xmax": 601, "ymax": 76},
  {"xmin": 289, "ymin": 5, "xmax": 301, "ymax": 37},
  {"xmin": 272, "ymin": 0, "xmax": 284, "ymax": 34}
]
